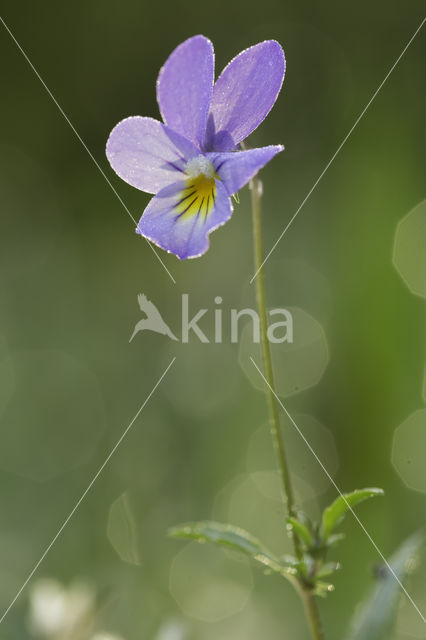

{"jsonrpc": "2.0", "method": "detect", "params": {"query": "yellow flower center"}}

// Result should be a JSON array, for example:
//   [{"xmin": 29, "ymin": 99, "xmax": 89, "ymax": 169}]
[{"xmin": 174, "ymin": 156, "xmax": 217, "ymax": 221}]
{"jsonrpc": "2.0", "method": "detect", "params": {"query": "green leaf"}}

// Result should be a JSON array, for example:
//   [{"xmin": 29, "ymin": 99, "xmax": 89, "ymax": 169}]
[
  {"xmin": 327, "ymin": 533, "xmax": 346, "ymax": 547},
  {"xmin": 345, "ymin": 531, "xmax": 424, "ymax": 640},
  {"xmin": 287, "ymin": 517, "xmax": 315, "ymax": 549},
  {"xmin": 169, "ymin": 521, "xmax": 296, "ymax": 579},
  {"xmin": 315, "ymin": 581, "xmax": 335, "ymax": 597},
  {"xmin": 320, "ymin": 488, "xmax": 384, "ymax": 541},
  {"xmin": 316, "ymin": 561, "xmax": 341, "ymax": 579},
  {"xmin": 298, "ymin": 553, "xmax": 316, "ymax": 579}
]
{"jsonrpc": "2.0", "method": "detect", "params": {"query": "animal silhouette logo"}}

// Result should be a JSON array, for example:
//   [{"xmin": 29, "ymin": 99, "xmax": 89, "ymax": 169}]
[{"xmin": 129, "ymin": 294, "xmax": 178, "ymax": 342}]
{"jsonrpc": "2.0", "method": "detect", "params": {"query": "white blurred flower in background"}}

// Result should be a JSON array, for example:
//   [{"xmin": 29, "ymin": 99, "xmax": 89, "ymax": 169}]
[
  {"xmin": 28, "ymin": 579, "xmax": 95, "ymax": 637},
  {"xmin": 27, "ymin": 578, "xmax": 124, "ymax": 640},
  {"xmin": 27, "ymin": 577, "xmax": 188, "ymax": 640},
  {"xmin": 154, "ymin": 619, "xmax": 188, "ymax": 640}
]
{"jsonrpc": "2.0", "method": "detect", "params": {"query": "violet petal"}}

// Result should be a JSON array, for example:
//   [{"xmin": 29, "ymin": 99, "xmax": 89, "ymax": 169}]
[
  {"xmin": 205, "ymin": 40, "xmax": 285, "ymax": 151},
  {"xmin": 137, "ymin": 179, "xmax": 232, "ymax": 259},
  {"xmin": 208, "ymin": 145, "xmax": 284, "ymax": 195},
  {"xmin": 106, "ymin": 116, "xmax": 199, "ymax": 194},
  {"xmin": 157, "ymin": 35, "xmax": 214, "ymax": 149}
]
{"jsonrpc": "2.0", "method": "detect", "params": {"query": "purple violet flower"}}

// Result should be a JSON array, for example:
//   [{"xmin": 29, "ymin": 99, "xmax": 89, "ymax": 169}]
[{"xmin": 106, "ymin": 35, "xmax": 285, "ymax": 259}]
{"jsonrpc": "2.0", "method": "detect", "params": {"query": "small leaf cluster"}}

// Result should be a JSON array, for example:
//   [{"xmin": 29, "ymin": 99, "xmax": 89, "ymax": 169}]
[
  {"xmin": 169, "ymin": 487, "xmax": 384, "ymax": 598},
  {"xmin": 285, "ymin": 488, "xmax": 384, "ymax": 596},
  {"xmin": 169, "ymin": 489, "xmax": 425, "ymax": 640}
]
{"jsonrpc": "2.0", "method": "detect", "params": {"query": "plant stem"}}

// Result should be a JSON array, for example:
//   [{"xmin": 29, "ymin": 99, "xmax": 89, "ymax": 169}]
[
  {"xmin": 250, "ymin": 176, "xmax": 325, "ymax": 640},
  {"xmin": 302, "ymin": 590, "xmax": 326, "ymax": 640},
  {"xmin": 250, "ymin": 178, "xmax": 297, "ymax": 528}
]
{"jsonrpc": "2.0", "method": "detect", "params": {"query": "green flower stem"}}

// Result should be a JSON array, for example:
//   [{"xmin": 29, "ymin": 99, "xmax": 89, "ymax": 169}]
[
  {"xmin": 250, "ymin": 178, "xmax": 297, "ymax": 529},
  {"xmin": 301, "ymin": 588, "xmax": 326, "ymax": 640},
  {"xmin": 250, "ymin": 176, "xmax": 325, "ymax": 640}
]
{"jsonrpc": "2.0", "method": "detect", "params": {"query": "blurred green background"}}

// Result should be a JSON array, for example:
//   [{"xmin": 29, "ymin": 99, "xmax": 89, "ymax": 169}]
[{"xmin": 0, "ymin": 1, "xmax": 425, "ymax": 638}]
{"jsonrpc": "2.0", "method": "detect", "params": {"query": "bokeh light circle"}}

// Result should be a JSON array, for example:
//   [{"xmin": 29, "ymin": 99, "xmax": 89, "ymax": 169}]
[
  {"xmin": 392, "ymin": 409, "xmax": 426, "ymax": 494},
  {"xmin": 247, "ymin": 417, "xmax": 339, "ymax": 497},
  {"xmin": 393, "ymin": 200, "xmax": 426, "ymax": 298},
  {"xmin": 169, "ymin": 542, "xmax": 253, "ymax": 622},
  {"xmin": 239, "ymin": 307, "xmax": 329, "ymax": 397},
  {"xmin": 107, "ymin": 491, "xmax": 141, "ymax": 566}
]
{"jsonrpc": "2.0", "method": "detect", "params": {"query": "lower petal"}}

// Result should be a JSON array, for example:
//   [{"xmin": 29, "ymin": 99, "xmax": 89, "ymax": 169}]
[{"xmin": 137, "ymin": 180, "xmax": 232, "ymax": 259}]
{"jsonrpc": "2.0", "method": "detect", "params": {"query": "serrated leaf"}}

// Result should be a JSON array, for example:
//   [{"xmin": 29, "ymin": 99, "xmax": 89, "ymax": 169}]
[
  {"xmin": 345, "ymin": 531, "xmax": 424, "ymax": 640},
  {"xmin": 287, "ymin": 517, "xmax": 314, "ymax": 548},
  {"xmin": 320, "ymin": 488, "xmax": 384, "ymax": 540},
  {"xmin": 169, "ymin": 521, "xmax": 295, "ymax": 579}
]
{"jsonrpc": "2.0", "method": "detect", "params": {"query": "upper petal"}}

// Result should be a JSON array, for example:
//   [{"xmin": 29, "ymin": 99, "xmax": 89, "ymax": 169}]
[
  {"xmin": 137, "ymin": 179, "xmax": 232, "ymax": 260},
  {"xmin": 157, "ymin": 35, "xmax": 214, "ymax": 149},
  {"xmin": 208, "ymin": 146, "xmax": 284, "ymax": 196},
  {"xmin": 205, "ymin": 40, "xmax": 285, "ymax": 151},
  {"xmin": 106, "ymin": 116, "xmax": 199, "ymax": 194}
]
